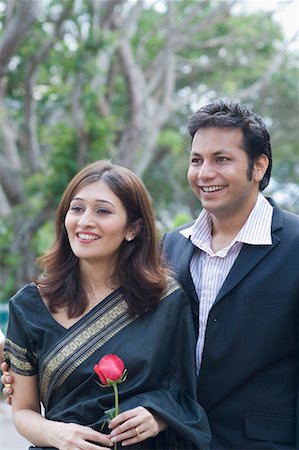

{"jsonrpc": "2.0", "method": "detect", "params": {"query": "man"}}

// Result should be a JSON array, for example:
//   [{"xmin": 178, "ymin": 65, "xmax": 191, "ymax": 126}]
[
  {"xmin": 2, "ymin": 100, "xmax": 299, "ymax": 448},
  {"xmin": 161, "ymin": 100, "xmax": 299, "ymax": 449}
]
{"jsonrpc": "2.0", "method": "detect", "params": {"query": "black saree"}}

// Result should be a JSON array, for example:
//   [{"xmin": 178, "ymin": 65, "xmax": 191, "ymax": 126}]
[{"xmin": 4, "ymin": 280, "xmax": 211, "ymax": 450}]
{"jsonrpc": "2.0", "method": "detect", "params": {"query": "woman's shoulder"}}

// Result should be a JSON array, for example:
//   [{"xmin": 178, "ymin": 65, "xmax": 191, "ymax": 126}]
[
  {"xmin": 162, "ymin": 276, "xmax": 190, "ymax": 308},
  {"xmin": 163, "ymin": 276, "xmax": 182, "ymax": 295},
  {"xmin": 10, "ymin": 282, "xmax": 40, "ymax": 308}
]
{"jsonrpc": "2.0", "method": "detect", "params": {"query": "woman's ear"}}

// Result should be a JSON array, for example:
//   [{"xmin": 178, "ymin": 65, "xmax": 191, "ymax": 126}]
[{"xmin": 125, "ymin": 218, "xmax": 143, "ymax": 241}]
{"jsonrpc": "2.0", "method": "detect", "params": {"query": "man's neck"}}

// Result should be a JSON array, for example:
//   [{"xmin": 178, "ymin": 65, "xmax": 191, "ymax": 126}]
[{"xmin": 209, "ymin": 197, "xmax": 259, "ymax": 252}]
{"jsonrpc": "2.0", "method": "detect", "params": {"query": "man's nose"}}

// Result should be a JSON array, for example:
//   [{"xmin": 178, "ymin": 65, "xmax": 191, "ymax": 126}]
[{"xmin": 197, "ymin": 161, "xmax": 216, "ymax": 179}]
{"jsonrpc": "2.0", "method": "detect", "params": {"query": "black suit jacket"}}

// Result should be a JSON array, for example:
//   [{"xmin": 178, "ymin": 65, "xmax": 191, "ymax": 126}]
[{"xmin": 162, "ymin": 199, "xmax": 299, "ymax": 449}]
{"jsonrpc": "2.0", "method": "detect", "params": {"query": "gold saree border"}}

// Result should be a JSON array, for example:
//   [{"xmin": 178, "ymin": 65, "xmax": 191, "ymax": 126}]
[
  {"xmin": 5, "ymin": 279, "xmax": 180, "ymax": 409},
  {"xmin": 41, "ymin": 280, "xmax": 180, "ymax": 407},
  {"xmin": 41, "ymin": 292, "xmax": 133, "ymax": 406},
  {"xmin": 4, "ymin": 338, "xmax": 38, "ymax": 375}
]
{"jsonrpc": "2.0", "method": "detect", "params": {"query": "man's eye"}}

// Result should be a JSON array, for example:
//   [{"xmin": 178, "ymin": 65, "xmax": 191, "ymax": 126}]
[{"xmin": 217, "ymin": 157, "xmax": 228, "ymax": 162}]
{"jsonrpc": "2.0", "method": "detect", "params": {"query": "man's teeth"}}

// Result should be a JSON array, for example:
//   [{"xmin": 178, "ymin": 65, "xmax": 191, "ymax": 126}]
[
  {"xmin": 202, "ymin": 186, "xmax": 224, "ymax": 192},
  {"xmin": 78, "ymin": 233, "xmax": 100, "ymax": 240}
]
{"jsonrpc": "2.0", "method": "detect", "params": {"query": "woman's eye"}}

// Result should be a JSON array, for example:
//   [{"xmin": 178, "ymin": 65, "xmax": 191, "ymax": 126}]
[
  {"xmin": 97, "ymin": 209, "xmax": 110, "ymax": 214},
  {"xmin": 70, "ymin": 206, "xmax": 83, "ymax": 213}
]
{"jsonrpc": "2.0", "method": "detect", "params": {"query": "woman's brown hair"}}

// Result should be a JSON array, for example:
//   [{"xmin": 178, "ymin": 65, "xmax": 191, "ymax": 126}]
[{"xmin": 35, "ymin": 160, "xmax": 170, "ymax": 317}]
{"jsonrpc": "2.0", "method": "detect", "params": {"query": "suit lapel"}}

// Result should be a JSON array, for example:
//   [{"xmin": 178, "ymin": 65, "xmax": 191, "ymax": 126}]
[{"xmin": 179, "ymin": 237, "xmax": 198, "ymax": 307}]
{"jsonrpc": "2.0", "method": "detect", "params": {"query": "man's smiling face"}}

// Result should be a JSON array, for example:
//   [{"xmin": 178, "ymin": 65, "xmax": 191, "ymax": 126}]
[{"xmin": 187, "ymin": 127, "xmax": 263, "ymax": 222}]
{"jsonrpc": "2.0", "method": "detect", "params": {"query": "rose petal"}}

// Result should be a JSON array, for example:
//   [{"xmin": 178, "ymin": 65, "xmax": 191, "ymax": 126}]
[{"xmin": 94, "ymin": 354, "xmax": 125, "ymax": 385}]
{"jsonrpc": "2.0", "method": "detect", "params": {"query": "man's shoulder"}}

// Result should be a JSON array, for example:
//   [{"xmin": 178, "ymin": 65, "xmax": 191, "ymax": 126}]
[
  {"xmin": 270, "ymin": 198, "xmax": 299, "ymax": 231},
  {"xmin": 165, "ymin": 220, "xmax": 196, "ymax": 237},
  {"xmin": 162, "ymin": 220, "xmax": 195, "ymax": 255},
  {"xmin": 280, "ymin": 209, "xmax": 299, "ymax": 240}
]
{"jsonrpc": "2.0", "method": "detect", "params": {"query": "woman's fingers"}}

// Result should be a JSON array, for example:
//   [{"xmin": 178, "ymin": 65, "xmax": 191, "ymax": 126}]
[
  {"xmin": 1, "ymin": 369, "xmax": 12, "ymax": 384},
  {"xmin": 109, "ymin": 406, "xmax": 160, "ymax": 446},
  {"xmin": 112, "ymin": 425, "xmax": 149, "ymax": 447},
  {"xmin": 50, "ymin": 422, "xmax": 113, "ymax": 450},
  {"xmin": 1, "ymin": 361, "xmax": 9, "ymax": 373},
  {"xmin": 1, "ymin": 368, "xmax": 13, "ymax": 404}
]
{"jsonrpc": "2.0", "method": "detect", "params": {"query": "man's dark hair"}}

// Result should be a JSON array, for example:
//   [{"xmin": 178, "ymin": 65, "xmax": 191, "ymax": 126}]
[{"xmin": 187, "ymin": 99, "xmax": 272, "ymax": 190}]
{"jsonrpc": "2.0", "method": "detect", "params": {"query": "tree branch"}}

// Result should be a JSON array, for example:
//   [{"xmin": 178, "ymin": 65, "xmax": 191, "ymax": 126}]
[
  {"xmin": 24, "ymin": 0, "xmax": 75, "ymax": 172},
  {"xmin": 0, "ymin": 0, "xmax": 39, "ymax": 77},
  {"xmin": 0, "ymin": 155, "xmax": 25, "ymax": 205},
  {"xmin": 70, "ymin": 72, "xmax": 89, "ymax": 166},
  {"xmin": 238, "ymin": 42, "xmax": 288, "ymax": 100}
]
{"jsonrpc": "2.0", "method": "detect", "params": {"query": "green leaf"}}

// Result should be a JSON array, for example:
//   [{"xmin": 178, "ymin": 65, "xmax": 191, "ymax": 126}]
[{"xmin": 104, "ymin": 407, "xmax": 116, "ymax": 421}]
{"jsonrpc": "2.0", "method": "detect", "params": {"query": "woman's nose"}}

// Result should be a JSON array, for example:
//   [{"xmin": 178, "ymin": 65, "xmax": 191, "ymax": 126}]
[{"xmin": 78, "ymin": 210, "xmax": 94, "ymax": 226}]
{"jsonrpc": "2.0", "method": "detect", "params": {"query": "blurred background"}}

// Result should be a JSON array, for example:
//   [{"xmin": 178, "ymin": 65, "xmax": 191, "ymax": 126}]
[{"xmin": 0, "ymin": 0, "xmax": 299, "ymax": 329}]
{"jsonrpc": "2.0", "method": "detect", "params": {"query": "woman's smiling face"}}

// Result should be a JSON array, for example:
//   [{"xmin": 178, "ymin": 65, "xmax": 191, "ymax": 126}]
[{"xmin": 65, "ymin": 180, "xmax": 132, "ymax": 264}]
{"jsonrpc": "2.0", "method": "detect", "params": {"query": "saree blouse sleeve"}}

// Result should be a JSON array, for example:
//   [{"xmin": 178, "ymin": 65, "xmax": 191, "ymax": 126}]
[{"xmin": 4, "ymin": 286, "xmax": 38, "ymax": 376}]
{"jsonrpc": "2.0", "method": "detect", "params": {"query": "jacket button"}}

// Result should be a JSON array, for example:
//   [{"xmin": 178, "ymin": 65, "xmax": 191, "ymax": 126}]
[{"xmin": 213, "ymin": 318, "xmax": 217, "ymax": 323}]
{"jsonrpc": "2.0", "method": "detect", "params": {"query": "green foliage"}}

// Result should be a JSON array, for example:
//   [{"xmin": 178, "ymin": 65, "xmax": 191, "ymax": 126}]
[
  {"xmin": 172, "ymin": 212, "xmax": 193, "ymax": 229},
  {"xmin": 0, "ymin": 218, "xmax": 19, "ymax": 301},
  {"xmin": 33, "ymin": 221, "xmax": 55, "ymax": 256},
  {"xmin": 157, "ymin": 129, "xmax": 185, "ymax": 154},
  {"xmin": 1, "ymin": 0, "xmax": 298, "ymax": 299},
  {"xmin": 40, "ymin": 122, "xmax": 79, "ymax": 201}
]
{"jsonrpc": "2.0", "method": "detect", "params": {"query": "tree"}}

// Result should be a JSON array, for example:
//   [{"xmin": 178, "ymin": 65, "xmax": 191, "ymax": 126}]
[{"xmin": 0, "ymin": 0, "xmax": 298, "ymax": 301}]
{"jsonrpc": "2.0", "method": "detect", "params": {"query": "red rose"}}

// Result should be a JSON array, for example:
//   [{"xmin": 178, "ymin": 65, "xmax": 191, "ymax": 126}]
[
  {"xmin": 94, "ymin": 355, "xmax": 127, "ymax": 449},
  {"xmin": 94, "ymin": 354, "xmax": 125, "ymax": 386}
]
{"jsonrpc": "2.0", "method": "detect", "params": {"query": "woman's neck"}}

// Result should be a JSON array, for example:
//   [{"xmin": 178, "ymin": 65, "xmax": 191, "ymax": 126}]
[{"xmin": 79, "ymin": 260, "xmax": 118, "ymax": 305}]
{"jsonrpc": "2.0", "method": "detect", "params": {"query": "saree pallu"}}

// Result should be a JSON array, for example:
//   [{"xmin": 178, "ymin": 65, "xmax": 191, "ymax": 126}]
[{"xmin": 4, "ymin": 280, "xmax": 211, "ymax": 449}]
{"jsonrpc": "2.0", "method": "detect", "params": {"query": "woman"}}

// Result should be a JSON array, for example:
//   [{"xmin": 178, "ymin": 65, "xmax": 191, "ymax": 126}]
[{"xmin": 3, "ymin": 160, "xmax": 210, "ymax": 450}]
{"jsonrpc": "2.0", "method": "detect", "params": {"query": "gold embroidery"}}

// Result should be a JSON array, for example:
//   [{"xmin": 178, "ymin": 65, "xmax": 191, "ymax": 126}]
[
  {"xmin": 163, "ymin": 277, "xmax": 180, "ymax": 299},
  {"xmin": 41, "ymin": 293, "xmax": 135, "ymax": 406},
  {"xmin": 5, "ymin": 353, "xmax": 34, "ymax": 372},
  {"xmin": 4, "ymin": 338, "xmax": 37, "ymax": 375},
  {"xmin": 40, "ymin": 279, "xmax": 181, "ymax": 407}
]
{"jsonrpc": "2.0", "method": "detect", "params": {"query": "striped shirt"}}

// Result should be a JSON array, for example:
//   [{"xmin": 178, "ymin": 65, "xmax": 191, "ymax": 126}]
[{"xmin": 180, "ymin": 193, "xmax": 273, "ymax": 369}]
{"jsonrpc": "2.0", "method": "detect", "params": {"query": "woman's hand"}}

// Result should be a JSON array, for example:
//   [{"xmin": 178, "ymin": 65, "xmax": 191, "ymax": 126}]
[
  {"xmin": 1, "ymin": 361, "xmax": 13, "ymax": 404},
  {"xmin": 108, "ymin": 406, "xmax": 167, "ymax": 447},
  {"xmin": 49, "ymin": 421, "xmax": 113, "ymax": 450},
  {"xmin": 0, "ymin": 336, "xmax": 4, "ymax": 364}
]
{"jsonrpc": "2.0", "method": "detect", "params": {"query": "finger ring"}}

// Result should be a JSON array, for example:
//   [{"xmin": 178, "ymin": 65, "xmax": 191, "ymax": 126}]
[
  {"xmin": 4, "ymin": 383, "xmax": 11, "ymax": 388},
  {"xmin": 135, "ymin": 427, "xmax": 140, "ymax": 436}
]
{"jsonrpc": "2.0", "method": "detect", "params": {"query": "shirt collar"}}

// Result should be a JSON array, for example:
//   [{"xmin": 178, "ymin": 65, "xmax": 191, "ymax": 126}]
[{"xmin": 180, "ymin": 192, "xmax": 273, "ymax": 247}]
